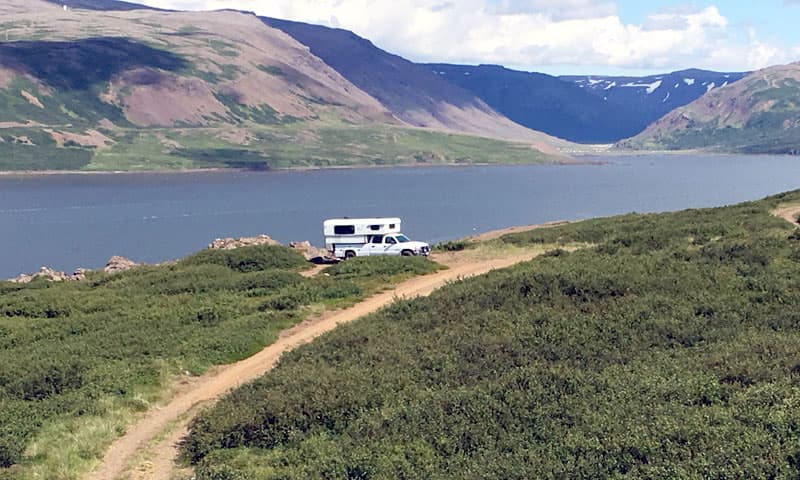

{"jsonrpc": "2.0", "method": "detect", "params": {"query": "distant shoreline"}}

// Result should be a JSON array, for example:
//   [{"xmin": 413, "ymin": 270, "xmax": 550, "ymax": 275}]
[
  {"xmin": 2, "ymin": 150, "xmax": 794, "ymax": 177},
  {"xmin": 0, "ymin": 158, "xmax": 593, "ymax": 177}
]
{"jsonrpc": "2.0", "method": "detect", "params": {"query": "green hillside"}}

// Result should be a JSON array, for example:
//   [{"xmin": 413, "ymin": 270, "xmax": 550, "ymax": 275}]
[
  {"xmin": 185, "ymin": 192, "xmax": 800, "ymax": 479},
  {"xmin": 622, "ymin": 63, "xmax": 800, "ymax": 154},
  {"xmin": 0, "ymin": 249, "xmax": 439, "ymax": 480}
]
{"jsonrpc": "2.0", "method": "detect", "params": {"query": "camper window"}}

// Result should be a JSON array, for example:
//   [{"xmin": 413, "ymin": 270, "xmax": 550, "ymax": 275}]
[
  {"xmin": 334, "ymin": 225, "xmax": 355, "ymax": 235},
  {"xmin": 369, "ymin": 225, "xmax": 381, "ymax": 231}
]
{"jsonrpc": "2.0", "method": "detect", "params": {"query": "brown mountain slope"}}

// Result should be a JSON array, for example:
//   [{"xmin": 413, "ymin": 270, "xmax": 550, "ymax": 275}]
[
  {"xmin": 0, "ymin": 0, "xmax": 567, "ymax": 170},
  {"xmin": 0, "ymin": 0, "xmax": 393, "ymax": 127},
  {"xmin": 622, "ymin": 62, "xmax": 800, "ymax": 154}
]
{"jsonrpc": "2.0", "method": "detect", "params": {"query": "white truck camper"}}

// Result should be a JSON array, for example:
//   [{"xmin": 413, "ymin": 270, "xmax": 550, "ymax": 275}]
[{"xmin": 323, "ymin": 218, "xmax": 431, "ymax": 259}]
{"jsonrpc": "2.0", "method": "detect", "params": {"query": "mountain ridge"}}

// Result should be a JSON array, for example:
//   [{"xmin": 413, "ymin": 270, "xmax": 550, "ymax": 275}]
[
  {"xmin": 621, "ymin": 62, "xmax": 800, "ymax": 154},
  {"xmin": 427, "ymin": 63, "xmax": 643, "ymax": 143},
  {"xmin": 423, "ymin": 64, "xmax": 747, "ymax": 143},
  {"xmin": 262, "ymin": 17, "xmax": 566, "ymax": 150}
]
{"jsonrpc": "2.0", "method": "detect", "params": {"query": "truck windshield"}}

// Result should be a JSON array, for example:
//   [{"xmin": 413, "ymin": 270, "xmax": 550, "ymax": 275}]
[{"xmin": 396, "ymin": 235, "xmax": 410, "ymax": 243}]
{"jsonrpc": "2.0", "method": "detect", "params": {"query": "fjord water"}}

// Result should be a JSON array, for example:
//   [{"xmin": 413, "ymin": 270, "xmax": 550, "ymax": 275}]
[{"xmin": 1, "ymin": 154, "xmax": 799, "ymax": 278}]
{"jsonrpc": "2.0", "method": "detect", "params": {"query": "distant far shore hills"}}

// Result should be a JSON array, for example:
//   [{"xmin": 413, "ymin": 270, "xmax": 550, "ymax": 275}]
[{"xmin": 0, "ymin": 0, "xmax": 797, "ymax": 172}]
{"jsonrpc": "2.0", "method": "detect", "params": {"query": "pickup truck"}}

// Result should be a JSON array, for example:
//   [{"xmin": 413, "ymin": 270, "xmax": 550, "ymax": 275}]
[{"xmin": 339, "ymin": 234, "xmax": 430, "ymax": 259}]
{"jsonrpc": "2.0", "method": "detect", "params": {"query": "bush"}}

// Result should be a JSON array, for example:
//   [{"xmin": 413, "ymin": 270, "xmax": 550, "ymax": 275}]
[
  {"xmin": 182, "ymin": 245, "xmax": 308, "ymax": 272},
  {"xmin": 324, "ymin": 256, "xmax": 440, "ymax": 280},
  {"xmin": 436, "ymin": 240, "xmax": 468, "ymax": 252}
]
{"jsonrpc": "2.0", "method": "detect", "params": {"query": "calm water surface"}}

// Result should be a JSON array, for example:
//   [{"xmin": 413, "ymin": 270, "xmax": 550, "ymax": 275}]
[{"xmin": 1, "ymin": 154, "xmax": 799, "ymax": 278}]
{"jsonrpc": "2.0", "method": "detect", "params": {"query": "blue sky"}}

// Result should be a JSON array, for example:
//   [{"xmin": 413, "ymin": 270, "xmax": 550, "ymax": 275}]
[
  {"xmin": 142, "ymin": 0, "xmax": 800, "ymax": 75},
  {"xmin": 619, "ymin": 1, "xmax": 800, "ymax": 43}
]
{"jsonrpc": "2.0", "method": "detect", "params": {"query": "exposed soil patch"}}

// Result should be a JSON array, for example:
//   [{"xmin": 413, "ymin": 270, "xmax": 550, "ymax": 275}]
[
  {"xmin": 772, "ymin": 205, "xmax": 800, "ymax": 225},
  {"xmin": 20, "ymin": 89, "xmax": 44, "ymax": 108},
  {"xmin": 0, "ymin": 121, "xmax": 44, "ymax": 128},
  {"xmin": 116, "ymin": 70, "xmax": 228, "ymax": 127},
  {"xmin": 46, "ymin": 129, "xmax": 114, "ymax": 149}
]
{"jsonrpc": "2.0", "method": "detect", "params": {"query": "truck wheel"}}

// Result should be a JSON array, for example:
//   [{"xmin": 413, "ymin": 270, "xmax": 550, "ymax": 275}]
[
  {"xmin": 401, "ymin": 250, "xmax": 414, "ymax": 256},
  {"xmin": 345, "ymin": 250, "xmax": 356, "ymax": 259}
]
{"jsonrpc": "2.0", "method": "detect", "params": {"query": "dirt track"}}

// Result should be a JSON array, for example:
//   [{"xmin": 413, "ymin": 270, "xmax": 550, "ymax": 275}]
[
  {"xmin": 88, "ymin": 250, "xmax": 544, "ymax": 480},
  {"xmin": 772, "ymin": 205, "xmax": 800, "ymax": 226}
]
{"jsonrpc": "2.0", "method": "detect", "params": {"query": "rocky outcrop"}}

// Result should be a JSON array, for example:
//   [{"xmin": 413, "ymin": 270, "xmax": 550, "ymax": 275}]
[
  {"xmin": 289, "ymin": 241, "xmax": 339, "ymax": 264},
  {"xmin": 10, "ymin": 267, "xmax": 88, "ymax": 284},
  {"xmin": 8, "ymin": 256, "xmax": 138, "ymax": 283},
  {"xmin": 209, "ymin": 235, "xmax": 281, "ymax": 250},
  {"xmin": 6, "ymin": 236, "xmax": 333, "ymax": 284},
  {"xmin": 104, "ymin": 256, "xmax": 139, "ymax": 274}
]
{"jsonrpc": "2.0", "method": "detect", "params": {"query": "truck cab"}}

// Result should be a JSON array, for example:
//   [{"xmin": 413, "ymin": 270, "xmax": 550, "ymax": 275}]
[{"xmin": 323, "ymin": 218, "xmax": 430, "ymax": 259}]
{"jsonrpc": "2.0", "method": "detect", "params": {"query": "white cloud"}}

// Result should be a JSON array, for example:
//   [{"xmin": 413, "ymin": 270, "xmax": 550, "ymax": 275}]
[{"xmin": 136, "ymin": 0, "xmax": 798, "ymax": 74}]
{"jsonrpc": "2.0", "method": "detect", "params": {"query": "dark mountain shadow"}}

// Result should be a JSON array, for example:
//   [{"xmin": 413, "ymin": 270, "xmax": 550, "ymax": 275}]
[
  {"xmin": 44, "ymin": 0, "xmax": 163, "ymax": 11},
  {"xmin": 262, "ymin": 17, "xmax": 486, "ymax": 119},
  {"xmin": 0, "ymin": 37, "xmax": 187, "ymax": 91},
  {"xmin": 427, "ymin": 64, "xmax": 645, "ymax": 144}
]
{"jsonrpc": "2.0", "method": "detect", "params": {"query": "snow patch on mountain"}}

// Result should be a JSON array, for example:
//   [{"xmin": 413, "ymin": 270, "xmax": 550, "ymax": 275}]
[
  {"xmin": 683, "ymin": 78, "xmax": 695, "ymax": 86},
  {"xmin": 620, "ymin": 80, "xmax": 663, "ymax": 94}
]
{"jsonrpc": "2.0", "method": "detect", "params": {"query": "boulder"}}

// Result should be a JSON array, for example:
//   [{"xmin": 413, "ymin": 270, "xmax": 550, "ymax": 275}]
[
  {"xmin": 71, "ymin": 268, "xmax": 90, "ymax": 281},
  {"xmin": 209, "ymin": 234, "xmax": 280, "ymax": 250},
  {"xmin": 11, "ymin": 266, "xmax": 70, "ymax": 283},
  {"xmin": 289, "ymin": 241, "xmax": 339, "ymax": 264},
  {"xmin": 10, "ymin": 273, "xmax": 33, "ymax": 284},
  {"xmin": 104, "ymin": 256, "xmax": 138, "ymax": 274}
]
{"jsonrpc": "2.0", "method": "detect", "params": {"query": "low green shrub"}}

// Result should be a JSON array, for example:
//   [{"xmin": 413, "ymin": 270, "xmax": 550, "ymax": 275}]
[
  {"xmin": 435, "ymin": 240, "xmax": 469, "ymax": 252},
  {"xmin": 324, "ymin": 256, "xmax": 440, "ymax": 280},
  {"xmin": 181, "ymin": 245, "xmax": 308, "ymax": 272}
]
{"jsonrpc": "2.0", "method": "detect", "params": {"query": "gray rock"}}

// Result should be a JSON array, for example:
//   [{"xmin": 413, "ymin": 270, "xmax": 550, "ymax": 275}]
[
  {"xmin": 208, "ymin": 235, "xmax": 281, "ymax": 250},
  {"xmin": 104, "ymin": 256, "xmax": 139, "ymax": 274}
]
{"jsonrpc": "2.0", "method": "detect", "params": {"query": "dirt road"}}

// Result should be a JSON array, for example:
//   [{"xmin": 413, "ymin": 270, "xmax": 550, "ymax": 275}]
[
  {"xmin": 88, "ymin": 250, "xmax": 544, "ymax": 480},
  {"xmin": 772, "ymin": 205, "xmax": 800, "ymax": 226}
]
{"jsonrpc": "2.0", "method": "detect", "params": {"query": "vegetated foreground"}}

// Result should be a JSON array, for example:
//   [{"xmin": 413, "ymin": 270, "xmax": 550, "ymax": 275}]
[
  {"xmin": 0, "ymin": 246, "xmax": 440, "ymax": 480},
  {"xmin": 185, "ymin": 191, "xmax": 800, "ymax": 479},
  {"xmin": 89, "ymin": 247, "xmax": 546, "ymax": 480}
]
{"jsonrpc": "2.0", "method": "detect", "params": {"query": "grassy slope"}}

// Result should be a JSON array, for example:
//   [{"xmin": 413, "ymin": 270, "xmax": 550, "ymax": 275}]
[
  {"xmin": 0, "ymin": 248, "xmax": 440, "ymax": 480},
  {"xmin": 84, "ymin": 121, "xmax": 560, "ymax": 172},
  {"xmin": 185, "ymin": 191, "xmax": 800, "ymax": 479},
  {"xmin": 1, "ymin": 108, "xmax": 559, "ymax": 173}
]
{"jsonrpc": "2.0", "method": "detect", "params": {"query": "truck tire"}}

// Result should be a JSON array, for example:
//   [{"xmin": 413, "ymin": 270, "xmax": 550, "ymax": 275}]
[
  {"xmin": 345, "ymin": 250, "xmax": 356, "ymax": 259},
  {"xmin": 401, "ymin": 250, "xmax": 414, "ymax": 256}
]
